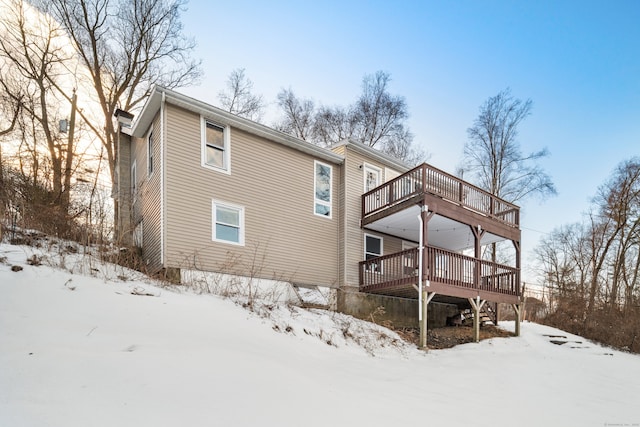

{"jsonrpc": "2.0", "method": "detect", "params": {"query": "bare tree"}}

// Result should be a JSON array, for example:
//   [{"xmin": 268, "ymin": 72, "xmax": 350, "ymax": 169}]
[
  {"xmin": 39, "ymin": 0, "xmax": 201, "ymax": 225},
  {"xmin": 352, "ymin": 71, "xmax": 412, "ymax": 152},
  {"xmin": 594, "ymin": 158, "xmax": 640, "ymax": 311},
  {"xmin": 0, "ymin": 86, "xmax": 20, "ymax": 239},
  {"xmin": 535, "ymin": 158, "xmax": 640, "ymax": 352},
  {"xmin": 313, "ymin": 104, "xmax": 355, "ymax": 145},
  {"xmin": 217, "ymin": 68, "xmax": 264, "ymax": 121},
  {"xmin": 463, "ymin": 88, "xmax": 556, "ymax": 203},
  {"xmin": 0, "ymin": 92, "xmax": 20, "ymax": 137},
  {"xmin": 0, "ymin": 66, "xmax": 21, "ymax": 232},
  {"xmin": 274, "ymin": 88, "xmax": 316, "ymax": 141},
  {"xmin": 0, "ymin": 0, "xmax": 76, "ymax": 208},
  {"xmin": 275, "ymin": 71, "xmax": 426, "ymax": 164},
  {"xmin": 381, "ymin": 128, "xmax": 427, "ymax": 166}
]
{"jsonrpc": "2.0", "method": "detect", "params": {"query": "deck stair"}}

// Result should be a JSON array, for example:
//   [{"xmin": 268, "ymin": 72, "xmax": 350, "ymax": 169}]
[{"xmin": 461, "ymin": 301, "xmax": 498, "ymax": 326}]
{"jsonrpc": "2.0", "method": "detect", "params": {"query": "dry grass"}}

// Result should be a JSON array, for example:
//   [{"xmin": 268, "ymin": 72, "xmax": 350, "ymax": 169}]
[{"xmin": 393, "ymin": 325, "xmax": 515, "ymax": 349}]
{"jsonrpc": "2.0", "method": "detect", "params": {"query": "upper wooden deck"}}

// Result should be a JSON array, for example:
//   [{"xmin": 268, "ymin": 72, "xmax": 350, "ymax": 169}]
[{"xmin": 362, "ymin": 163, "xmax": 519, "ymax": 231}]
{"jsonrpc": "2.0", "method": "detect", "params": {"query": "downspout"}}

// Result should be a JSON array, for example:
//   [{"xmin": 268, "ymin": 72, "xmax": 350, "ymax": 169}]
[
  {"xmin": 418, "ymin": 212, "xmax": 423, "ymax": 321},
  {"xmin": 343, "ymin": 162, "xmax": 348, "ymax": 288}
]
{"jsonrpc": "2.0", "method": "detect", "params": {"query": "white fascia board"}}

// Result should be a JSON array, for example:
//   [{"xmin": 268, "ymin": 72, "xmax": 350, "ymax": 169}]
[
  {"xmin": 331, "ymin": 139, "xmax": 411, "ymax": 172},
  {"xmin": 132, "ymin": 86, "xmax": 344, "ymax": 165}
]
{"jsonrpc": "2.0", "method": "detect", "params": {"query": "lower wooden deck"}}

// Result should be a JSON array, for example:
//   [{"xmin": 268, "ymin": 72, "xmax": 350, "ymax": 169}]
[{"xmin": 359, "ymin": 247, "xmax": 520, "ymax": 305}]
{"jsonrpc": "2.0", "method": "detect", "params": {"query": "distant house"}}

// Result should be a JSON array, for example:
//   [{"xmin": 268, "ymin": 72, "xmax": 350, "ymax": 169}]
[{"xmin": 114, "ymin": 86, "xmax": 522, "ymax": 346}]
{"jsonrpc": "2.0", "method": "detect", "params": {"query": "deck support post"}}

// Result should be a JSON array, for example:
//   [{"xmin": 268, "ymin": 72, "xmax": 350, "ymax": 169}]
[
  {"xmin": 417, "ymin": 202, "xmax": 433, "ymax": 350},
  {"xmin": 512, "ymin": 303, "xmax": 521, "ymax": 337},
  {"xmin": 468, "ymin": 296, "xmax": 486, "ymax": 343},
  {"xmin": 419, "ymin": 290, "xmax": 436, "ymax": 349},
  {"xmin": 470, "ymin": 225, "xmax": 486, "ymax": 295}
]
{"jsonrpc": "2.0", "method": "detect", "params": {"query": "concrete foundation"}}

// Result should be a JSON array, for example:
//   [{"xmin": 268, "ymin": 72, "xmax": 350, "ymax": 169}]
[{"xmin": 337, "ymin": 288, "xmax": 459, "ymax": 329}]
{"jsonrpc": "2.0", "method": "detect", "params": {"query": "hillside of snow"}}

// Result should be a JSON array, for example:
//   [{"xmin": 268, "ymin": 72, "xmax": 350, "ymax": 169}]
[{"xmin": 1, "ymin": 240, "xmax": 639, "ymax": 427}]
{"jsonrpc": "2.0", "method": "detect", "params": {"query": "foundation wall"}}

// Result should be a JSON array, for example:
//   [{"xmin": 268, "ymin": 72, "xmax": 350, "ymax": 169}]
[{"xmin": 337, "ymin": 289, "xmax": 459, "ymax": 329}]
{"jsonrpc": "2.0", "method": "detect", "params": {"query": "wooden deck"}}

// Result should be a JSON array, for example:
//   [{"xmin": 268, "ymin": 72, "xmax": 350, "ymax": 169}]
[
  {"xmin": 359, "ymin": 247, "xmax": 520, "ymax": 304},
  {"xmin": 362, "ymin": 163, "xmax": 520, "ymax": 229}
]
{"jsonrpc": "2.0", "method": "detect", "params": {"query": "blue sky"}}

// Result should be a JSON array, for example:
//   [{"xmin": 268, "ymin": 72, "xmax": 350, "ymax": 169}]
[{"xmin": 179, "ymin": 0, "xmax": 640, "ymax": 282}]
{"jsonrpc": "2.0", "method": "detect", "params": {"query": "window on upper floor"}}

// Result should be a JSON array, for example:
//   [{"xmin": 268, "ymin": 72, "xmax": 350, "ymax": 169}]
[
  {"xmin": 314, "ymin": 160, "xmax": 332, "ymax": 218},
  {"xmin": 202, "ymin": 118, "xmax": 230, "ymax": 173},
  {"xmin": 212, "ymin": 200, "xmax": 244, "ymax": 245},
  {"xmin": 147, "ymin": 130, "xmax": 154, "ymax": 177}
]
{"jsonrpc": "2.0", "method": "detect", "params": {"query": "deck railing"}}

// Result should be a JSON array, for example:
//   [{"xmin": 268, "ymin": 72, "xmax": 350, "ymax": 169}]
[
  {"xmin": 362, "ymin": 163, "xmax": 519, "ymax": 227},
  {"xmin": 359, "ymin": 247, "xmax": 520, "ymax": 296}
]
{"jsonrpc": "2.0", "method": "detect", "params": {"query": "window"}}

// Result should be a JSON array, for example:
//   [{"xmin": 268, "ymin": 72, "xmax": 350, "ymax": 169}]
[
  {"xmin": 314, "ymin": 161, "xmax": 332, "ymax": 218},
  {"xmin": 363, "ymin": 164, "xmax": 381, "ymax": 193},
  {"xmin": 131, "ymin": 161, "xmax": 137, "ymax": 201},
  {"xmin": 212, "ymin": 200, "xmax": 244, "ymax": 245},
  {"xmin": 364, "ymin": 234, "xmax": 383, "ymax": 272},
  {"xmin": 202, "ymin": 118, "xmax": 230, "ymax": 172},
  {"xmin": 147, "ymin": 131, "xmax": 154, "ymax": 176}
]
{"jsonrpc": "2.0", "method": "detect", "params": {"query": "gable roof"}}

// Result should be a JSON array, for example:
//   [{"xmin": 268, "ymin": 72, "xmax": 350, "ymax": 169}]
[
  {"xmin": 330, "ymin": 140, "xmax": 412, "ymax": 173},
  {"xmin": 131, "ymin": 85, "xmax": 344, "ymax": 164}
]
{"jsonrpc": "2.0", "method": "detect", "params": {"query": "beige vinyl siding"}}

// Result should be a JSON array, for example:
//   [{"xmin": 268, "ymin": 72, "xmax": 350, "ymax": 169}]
[
  {"xmin": 342, "ymin": 147, "xmax": 405, "ymax": 286},
  {"xmin": 164, "ymin": 104, "xmax": 340, "ymax": 287},
  {"xmin": 131, "ymin": 114, "xmax": 163, "ymax": 270},
  {"xmin": 384, "ymin": 167, "xmax": 401, "ymax": 182}
]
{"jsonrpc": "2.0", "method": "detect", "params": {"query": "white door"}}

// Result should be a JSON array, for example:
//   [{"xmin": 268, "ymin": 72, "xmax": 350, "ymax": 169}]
[{"xmin": 363, "ymin": 164, "xmax": 382, "ymax": 193}]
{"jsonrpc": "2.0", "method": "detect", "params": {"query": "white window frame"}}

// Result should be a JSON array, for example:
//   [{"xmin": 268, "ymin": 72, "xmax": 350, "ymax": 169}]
[
  {"xmin": 201, "ymin": 117, "xmax": 231, "ymax": 174},
  {"xmin": 147, "ymin": 129, "xmax": 154, "ymax": 177},
  {"xmin": 131, "ymin": 160, "xmax": 137, "ymax": 202},
  {"xmin": 364, "ymin": 233, "xmax": 383, "ymax": 273},
  {"xmin": 363, "ymin": 163, "xmax": 382, "ymax": 193},
  {"xmin": 314, "ymin": 160, "xmax": 332, "ymax": 218},
  {"xmin": 212, "ymin": 199, "xmax": 245, "ymax": 246}
]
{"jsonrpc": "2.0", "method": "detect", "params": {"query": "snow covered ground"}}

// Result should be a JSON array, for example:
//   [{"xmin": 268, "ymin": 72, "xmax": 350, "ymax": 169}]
[{"xmin": 1, "ymin": 240, "xmax": 639, "ymax": 427}]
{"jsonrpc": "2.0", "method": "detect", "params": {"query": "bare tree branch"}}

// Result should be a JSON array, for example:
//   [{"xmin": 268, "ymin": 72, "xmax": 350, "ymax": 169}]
[
  {"xmin": 0, "ymin": 0, "xmax": 76, "ymax": 208},
  {"xmin": 218, "ymin": 68, "xmax": 264, "ymax": 121},
  {"xmin": 274, "ymin": 71, "xmax": 427, "ymax": 164},
  {"xmin": 274, "ymin": 88, "xmax": 315, "ymax": 141},
  {"xmin": 38, "ymin": 0, "xmax": 201, "ymax": 189},
  {"xmin": 462, "ymin": 88, "xmax": 556, "ymax": 204}
]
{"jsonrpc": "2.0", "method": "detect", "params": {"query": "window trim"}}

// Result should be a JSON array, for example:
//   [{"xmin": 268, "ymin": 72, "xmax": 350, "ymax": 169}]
[
  {"xmin": 364, "ymin": 233, "xmax": 383, "ymax": 273},
  {"xmin": 314, "ymin": 160, "xmax": 333, "ymax": 219},
  {"xmin": 147, "ymin": 129, "xmax": 154, "ymax": 177},
  {"xmin": 201, "ymin": 117, "xmax": 231, "ymax": 174},
  {"xmin": 212, "ymin": 199, "xmax": 245, "ymax": 246},
  {"xmin": 363, "ymin": 163, "xmax": 382, "ymax": 193}
]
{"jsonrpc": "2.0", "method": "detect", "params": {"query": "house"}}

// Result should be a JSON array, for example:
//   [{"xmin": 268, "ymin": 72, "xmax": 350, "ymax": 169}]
[{"xmin": 113, "ymin": 86, "xmax": 522, "ymax": 347}]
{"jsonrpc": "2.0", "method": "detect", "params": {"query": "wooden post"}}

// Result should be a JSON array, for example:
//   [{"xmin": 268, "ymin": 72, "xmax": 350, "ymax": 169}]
[
  {"xmin": 468, "ymin": 296, "xmax": 486, "ymax": 343},
  {"xmin": 420, "ymin": 289, "xmax": 427, "ymax": 349},
  {"xmin": 471, "ymin": 225, "xmax": 485, "ymax": 293},
  {"xmin": 419, "ymin": 291, "xmax": 436, "ymax": 349},
  {"xmin": 512, "ymin": 304, "xmax": 521, "ymax": 337}
]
